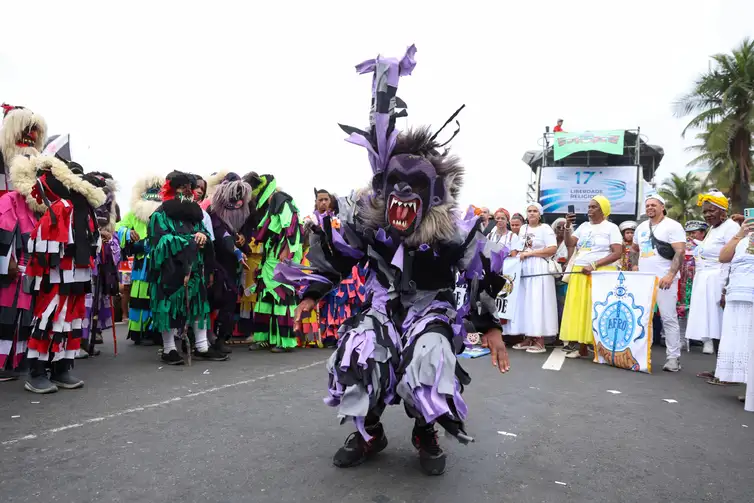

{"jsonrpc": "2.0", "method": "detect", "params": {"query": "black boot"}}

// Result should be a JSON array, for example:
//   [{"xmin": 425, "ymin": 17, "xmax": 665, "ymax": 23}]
[
  {"xmin": 24, "ymin": 359, "xmax": 58, "ymax": 394},
  {"xmin": 50, "ymin": 359, "xmax": 84, "ymax": 390},
  {"xmin": 411, "ymin": 422, "xmax": 446, "ymax": 476},
  {"xmin": 332, "ymin": 422, "xmax": 388, "ymax": 468}
]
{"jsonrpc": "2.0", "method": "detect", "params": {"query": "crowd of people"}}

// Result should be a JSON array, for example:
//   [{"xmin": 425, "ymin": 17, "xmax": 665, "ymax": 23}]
[
  {"xmin": 1, "ymin": 44, "xmax": 752, "ymax": 479},
  {"xmin": 473, "ymin": 191, "xmax": 754, "ymax": 411}
]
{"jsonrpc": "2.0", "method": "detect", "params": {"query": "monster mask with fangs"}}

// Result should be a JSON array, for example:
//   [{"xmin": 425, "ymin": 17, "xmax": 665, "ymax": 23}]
[
  {"xmin": 0, "ymin": 104, "xmax": 48, "ymax": 194},
  {"xmin": 274, "ymin": 45, "xmax": 511, "ymax": 477}
]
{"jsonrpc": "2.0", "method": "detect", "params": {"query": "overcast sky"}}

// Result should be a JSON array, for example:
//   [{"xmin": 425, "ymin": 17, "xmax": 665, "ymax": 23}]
[{"xmin": 2, "ymin": 0, "xmax": 753, "ymax": 215}]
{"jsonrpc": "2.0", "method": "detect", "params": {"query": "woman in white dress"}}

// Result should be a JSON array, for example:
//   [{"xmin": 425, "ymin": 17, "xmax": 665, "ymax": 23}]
[
  {"xmin": 487, "ymin": 208, "xmax": 522, "ymax": 255},
  {"xmin": 685, "ymin": 191, "xmax": 740, "ymax": 358},
  {"xmin": 716, "ymin": 217, "xmax": 754, "ymax": 411},
  {"xmin": 508, "ymin": 203, "xmax": 558, "ymax": 354}
]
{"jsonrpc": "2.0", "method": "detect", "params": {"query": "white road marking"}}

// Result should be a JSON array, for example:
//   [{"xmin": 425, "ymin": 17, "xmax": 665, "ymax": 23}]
[
  {"xmin": 497, "ymin": 431, "xmax": 517, "ymax": 437},
  {"xmin": 2, "ymin": 360, "xmax": 325, "ymax": 446},
  {"xmin": 555, "ymin": 481, "xmax": 567, "ymax": 486},
  {"xmin": 542, "ymin": 348, "xmax": 567, "ymax": 371},
  {"xmin": 606, "ymin": 390, "xmax": 622, "ymax": 394},
  {"xmin": 662, "ymin": 399, "xmax": 678, "ymax": 404}
]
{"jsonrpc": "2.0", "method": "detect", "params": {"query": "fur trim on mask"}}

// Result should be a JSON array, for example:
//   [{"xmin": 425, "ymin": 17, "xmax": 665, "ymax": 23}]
[
  {"xmin": 0, "ymin": 107, "xmax": 48, "ymax": 166},
  {"xmin": 130, "ymin": 173, "xmax": 164, "ymax": 223},
  {"xmin": 358, "ymin": 128, "xmax": 464, "ymax": 246},
  {"xmin": 205, "ymin": 170, "xmax": 229, "ymax": 200},
  {"xmin": 210, "ymin": 180, "xmax": 252, "ymax": 232},
  {"xmin": 38, "ymin": 155, "xmax": 106, "ymax": 208},
  {"xmin": 8, "ymin": 155, "xmax": 47, "ymax": 213}
]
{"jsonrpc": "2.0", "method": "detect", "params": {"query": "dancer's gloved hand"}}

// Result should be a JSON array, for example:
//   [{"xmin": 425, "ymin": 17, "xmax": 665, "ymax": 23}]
[
  {"xmin": 293, "ymin": 298, "xmax": 318, "ymax": 332},
  {"xmin": 481, "ymin": 327, "xmax": 509, "ymax": 373}
]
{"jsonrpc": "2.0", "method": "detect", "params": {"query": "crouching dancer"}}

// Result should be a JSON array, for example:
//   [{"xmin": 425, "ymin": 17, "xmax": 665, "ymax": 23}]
[
  {"xmin": 149, "ymin": 171, "xmax": 228, "ymax": 364},
  {"xmin": 274, "ymin": 45, "xmax": 510, "ymax": 475}
]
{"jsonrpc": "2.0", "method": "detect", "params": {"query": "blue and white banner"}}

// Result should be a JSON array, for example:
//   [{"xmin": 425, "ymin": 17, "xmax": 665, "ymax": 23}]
[
  {"xmin": 591, "ymin": 271, "xmax": 657, "ymax": 373},
  {"xmin": 538, "ymin": 165, "xmax": 639, "ymax": 215}
]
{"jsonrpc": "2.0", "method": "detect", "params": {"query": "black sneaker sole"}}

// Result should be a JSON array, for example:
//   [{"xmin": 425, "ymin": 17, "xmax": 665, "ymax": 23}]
[
  {"xmin": 50, "ymin": 379, "xmax": 84, "ymax": 390},
  {"xmin": 162, "ymin": 358, "xmax": 185, "ymax": 366},
  {"xmin": 419, "ymin": 453, "xmax": 447, "ymax": 476},
  {"xmin": 193, "ymin": 353, "xmax": 229, "ymax": 361},
  {"xmin": 24, "ymin": 382, "xmax": 59, "ymax": 394}
]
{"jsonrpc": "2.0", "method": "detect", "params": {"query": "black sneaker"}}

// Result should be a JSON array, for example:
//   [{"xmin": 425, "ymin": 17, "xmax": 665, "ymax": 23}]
[
  {"xmin": 50, "ymin": 360, "xmax": 84, "ymax": 390},
  {"xmin": 411, "ymin": 423, "xmax": 446, "ymax": 476},
  {"xmin": 333, "ymin": 423, "xmax": 388, "ymax": 468},
  {"xmin": 214, "ymin": 339, "xmax": 232, "ymax": 354},
  {"xmin": 162, "ymin": 349, "xmax": 185, "ymax": 365},
  {"xmin": 193, "ymin": 347, "xmax": 229, "ymax": 361},
  {"xmin": 24, "ymin": 374, "xmax": 58, "ymax": 394},
  {"xmin": 0, "ymin": 369, "xmax": 18, "ymax": 382}
]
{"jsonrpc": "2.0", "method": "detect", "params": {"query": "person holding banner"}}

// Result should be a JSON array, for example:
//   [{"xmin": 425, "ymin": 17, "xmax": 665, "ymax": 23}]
[
  {"xmin": 509, "ymin": 203, "xmax": 558, "ymax": 353},
  {"xmin": 716, "ymin": 217, "xmax": 754, "ymax": 411},
  {"xmin": 685, "ymin": 192, "xmax": 739, "ymax": 359},
  {"xmin": 635, "ymin": 195, "xmax": 687, "ymax": 372},
  {"xmin": 559, "ymin": 196, "xmax": 622, "ymax": 358}
]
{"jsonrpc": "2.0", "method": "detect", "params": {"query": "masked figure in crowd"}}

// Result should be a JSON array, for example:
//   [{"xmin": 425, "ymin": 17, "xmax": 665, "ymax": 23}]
[
  {"xmin": 245, "ymin": 173, "xmax": 304, "ymax": 353},
  {"xmin": 116, "ymin": 174, "xmax": 165, "ymax": 345},
  {"xmin": 148, "ymin": 171, "xmax": 228, "ymax": 364},
  {"xmin": 274, "ymin": 45, "xmax": 510, "ymax": 475},
  {"xmin": 0, "ymin": 104, "xmax": 47, "ymax": 197},
  {"xmin": 206, "ymin": 173, "xmax": 253, "ymax": 353},
  {"xmin": 0, "ymin": 151, "xmax": 49, "ymax": 381},
  {"xmin": 19, "ymin": 154, "xmax": 105, "ymax": 393},
  {"xmin": 78, "ymin": 172, "xmax": 121, "ymax": 357},
  {"xmin": 619, "ymin": 220, "xmax": 638, "ymax": 271}
]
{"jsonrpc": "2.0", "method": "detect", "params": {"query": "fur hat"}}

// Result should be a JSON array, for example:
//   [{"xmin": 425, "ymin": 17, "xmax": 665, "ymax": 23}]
[
  {"xmin": 130, "ymin": 173, "xmax": 164, "ymax": 223},
  {"xmin": 0, "ymin": 105, "xmax": 48, "ymax": 166}
]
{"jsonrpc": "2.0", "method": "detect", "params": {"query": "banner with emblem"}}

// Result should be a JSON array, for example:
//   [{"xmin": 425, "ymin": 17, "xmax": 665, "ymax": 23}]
[
  {"xmin": 590, "ymin": 271, "xmax": 657, "ymax": 373},
  {"xmin": 454, "ymin": 258, "xmax": 522, "ymax": 321}
]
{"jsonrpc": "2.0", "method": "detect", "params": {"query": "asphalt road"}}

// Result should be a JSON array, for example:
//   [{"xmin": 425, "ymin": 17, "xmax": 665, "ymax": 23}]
[{"xmin": 1, "ymin": 325, "xmax": 752, "ymax": 503}]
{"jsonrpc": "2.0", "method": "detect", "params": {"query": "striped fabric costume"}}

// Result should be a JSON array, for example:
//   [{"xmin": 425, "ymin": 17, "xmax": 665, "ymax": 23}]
[
  {"xmin": 274, "ymin": 45, "xmax": 510, "ymax": 475},
  {"xmin": 20, "ymin": 154, "xmax": 106, "ymax": 394},
  {"xmin": 115, "ymin": 174, "xmax": 164, "ymax": 345},
  {"xmin": 0, "ymin": 149, "xmax": 47, "ymax": 381}
]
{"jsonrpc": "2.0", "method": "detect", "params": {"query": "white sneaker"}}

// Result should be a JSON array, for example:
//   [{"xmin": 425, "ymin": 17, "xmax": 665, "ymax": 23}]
[
  {"xmin": 702, "ymin": 340, "xmax": 714, "ymax": 355},
  {"xmin": 663, "ymin": 357, "xmax": 681, "ymax": 372}
]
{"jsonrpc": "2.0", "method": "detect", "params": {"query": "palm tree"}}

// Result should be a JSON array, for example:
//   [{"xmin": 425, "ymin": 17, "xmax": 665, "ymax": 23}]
[
  {"xmin": 658, "ymin": 172, "xmax": 702, "ymax": 224},
  {"xmin": 674, "ymin": 38, "xmax": 754, "ymax": 213}
]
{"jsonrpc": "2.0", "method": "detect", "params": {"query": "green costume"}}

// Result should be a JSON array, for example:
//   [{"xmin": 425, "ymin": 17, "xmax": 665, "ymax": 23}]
[
  {"xmin": 116, "ymin": 212, "xmax": 154, "ymax": 341},
  {"xmin": 250, "ymin": 176, "xmax": 303, "ymax": 349},
  {"xmin": 148, "ymin": 199, "xmax": 212, "ymax": 332}
]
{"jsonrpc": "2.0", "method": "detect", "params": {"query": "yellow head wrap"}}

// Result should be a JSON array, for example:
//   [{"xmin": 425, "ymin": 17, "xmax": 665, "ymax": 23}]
[
  {"xmin": 592, "ymin": 195, "xmax": 611, "ymax": 217},
  {"xmin": 697, "ymin": 191, "xmax": 728, "ymax": 211}
]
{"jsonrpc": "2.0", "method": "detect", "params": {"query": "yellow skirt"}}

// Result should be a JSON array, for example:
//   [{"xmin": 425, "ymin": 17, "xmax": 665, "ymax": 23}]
[{"xmin": 559, "ymin": 265, "xmax": 617, "ymax": 344}]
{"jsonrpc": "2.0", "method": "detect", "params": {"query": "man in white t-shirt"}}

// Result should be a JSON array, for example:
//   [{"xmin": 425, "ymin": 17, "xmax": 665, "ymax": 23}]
[{"xmin": 635, "ymin": 195, "xmax": 687, "ymax": 372}]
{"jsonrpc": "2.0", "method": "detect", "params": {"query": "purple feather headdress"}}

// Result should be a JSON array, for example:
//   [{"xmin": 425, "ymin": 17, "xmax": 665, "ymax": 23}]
[{"xmin": 338, "ymin": 44, "xmax": 417, "ymax": 176}]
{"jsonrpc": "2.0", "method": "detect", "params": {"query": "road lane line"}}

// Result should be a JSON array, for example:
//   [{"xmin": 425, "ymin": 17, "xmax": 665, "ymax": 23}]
[
  {"xmin": 2, "ymin": 360, "xmax": 325, "ymax": 446},
  {"xmin": 542, "ymin": 348, "xmax": 566, "ymax": 371}
]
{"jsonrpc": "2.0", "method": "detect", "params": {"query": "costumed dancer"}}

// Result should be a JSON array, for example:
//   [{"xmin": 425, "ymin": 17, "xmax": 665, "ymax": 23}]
[
  {"xmin": 236, "ymin": 171, "xmax": 265, "ymax": 342},
  {"xmin": 678, "ymin": 220, "xmax": 707, "ymax": 324},
  {"xmin": 206, "ymin": 172, "xmax": 253, "ymax": 354},
  {"xmin": 0, "ymin": 152, "xmax": 48, "ymax": 381},
  {"xmin": 79, "ymin": 172, "xmax": 121, "ymax": 357},
  {"xmin": 619, "ymin": 220, "xmax": 638, "ymax": 271},
  {"xmin": 274, "ymin": 45, "xmax": 510, "ymax": 475},
  {"xmin": 0, "ymin": 104, "xmax": 47, "ymax": 197},
  {"xmin": 148, "ymin": 171, "xmax": 228, "ymax": 364},
  {"xmin": 306, "ymin": 188, "xmax": 366, "ymax": 347},
  {"xmin": 21, "ymin": 154, "xmax": 106, "ymax": 393},
  {"xmin": 115, "ymin": 174, "xmax": 164, "ymax": 345},
  {"xmin": 246, "ymin": 173, "xmax": 304, "ymax": 353}
]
